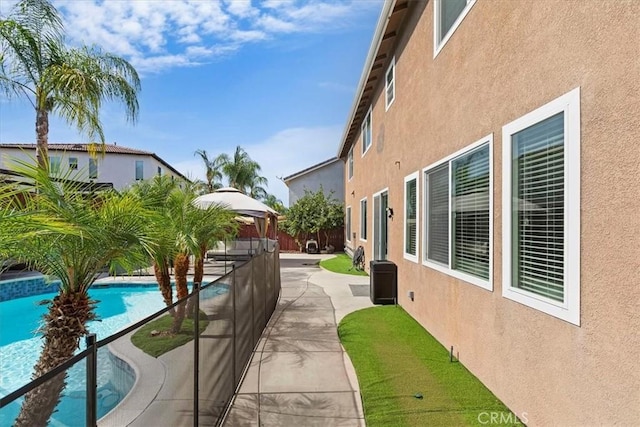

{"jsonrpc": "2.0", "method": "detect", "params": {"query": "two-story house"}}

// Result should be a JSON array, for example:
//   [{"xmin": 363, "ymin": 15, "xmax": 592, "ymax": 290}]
[
  {"xmin": 0, "ymin": 143, "xmax": 187, "ymax": 190},
  {"xmin": 339, "ymin": 1, "xmax": 639, "ymax": 425},
  {"xmin": 282, "ymin": 157, "xmax": 344, "ymax": 206}
]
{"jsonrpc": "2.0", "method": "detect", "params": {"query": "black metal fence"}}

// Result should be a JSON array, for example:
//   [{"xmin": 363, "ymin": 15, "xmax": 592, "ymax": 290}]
[{"xmin": 0, "ymin": 244, "xmax": 281, "ymax": 426}]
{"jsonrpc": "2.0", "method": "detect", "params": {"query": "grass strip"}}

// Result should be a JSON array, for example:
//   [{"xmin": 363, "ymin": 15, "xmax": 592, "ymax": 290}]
[
  {"xmin": 131, "ymin": 311, "xmax": 209, "ymax": 357},
  {"xmin": 320, "ymin": 253, "xmax": 368, "ymax": 276},
  {"xmin": 339, "ymin": 306, "xmax": 519, "ymax": 426}
]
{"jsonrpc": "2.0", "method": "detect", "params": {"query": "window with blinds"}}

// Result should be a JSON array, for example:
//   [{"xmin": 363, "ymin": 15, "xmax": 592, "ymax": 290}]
[
  {"xmin": 426, "ymin": 164, "xmax": 449, "ymax": 265},
  {"xmin": 502, "ymin": 87, "xmax": 580, "ymax": 325},
  {"xmin": 404, "ymin": 174, "xmax": 418, "ymax": 259},
  {"xmin": 512, "ymin": 113, "xmax": 564, "ymax": 302},
  {"xmin": 348, "ymin": 148, "xmax": 353, "ymax": 179},
  {"xmin": 423, "ymin": 139, "xmax": 491, "ymax": 289},
  {"xmin": 452, "ymin": 144, "xmax": 490, "ymax": 279},
  {"xmin": 346, "ymin": 206, "xmax": 352, "ymax": 242}
]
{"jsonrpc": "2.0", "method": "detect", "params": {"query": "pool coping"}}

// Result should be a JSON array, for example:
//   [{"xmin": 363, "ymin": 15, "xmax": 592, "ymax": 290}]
[{"xmin": 97, "ymin": 275, "xmax": 221, "ymax": 427}]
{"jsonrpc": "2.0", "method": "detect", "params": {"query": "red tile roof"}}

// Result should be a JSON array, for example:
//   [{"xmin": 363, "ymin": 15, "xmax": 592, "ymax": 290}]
[
  {"xmin": 0, "ymin": 143, "xmax": 188, "ymax": 180},
  {"xmin": 0, "ymin": 143, "xmax": 153, "ymax": 155}
]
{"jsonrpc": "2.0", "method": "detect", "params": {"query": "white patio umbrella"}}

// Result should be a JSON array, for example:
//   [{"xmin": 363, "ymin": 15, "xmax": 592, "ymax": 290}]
[{"xmin": 193, "ymin": 187, "xmax": 278, "ymax": 238}]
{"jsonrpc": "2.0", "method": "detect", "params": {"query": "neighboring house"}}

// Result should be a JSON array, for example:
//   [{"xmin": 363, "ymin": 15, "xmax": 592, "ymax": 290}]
[
  {"xmin": 282, "ymin": 157, "xmax": 344, "ymax": 205},
  {"xmin": 0, "ymin": 143, "xmax": 188, "ymax": 190},
  {"xmin": 339, "ymin": 1, "xmax": 639, "ymax": 426}
]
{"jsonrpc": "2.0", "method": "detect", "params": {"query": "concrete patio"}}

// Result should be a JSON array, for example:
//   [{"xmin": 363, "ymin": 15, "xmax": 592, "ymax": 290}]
[{"xmin": 223, "ymin": 253, "xmax": 373, "ymax": 426}]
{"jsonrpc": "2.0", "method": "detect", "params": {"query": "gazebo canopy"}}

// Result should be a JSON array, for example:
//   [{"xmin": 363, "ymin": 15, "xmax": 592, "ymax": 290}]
[{"xmin": 193, "ymin": 187, "xmax": 278, "ymax": 238}]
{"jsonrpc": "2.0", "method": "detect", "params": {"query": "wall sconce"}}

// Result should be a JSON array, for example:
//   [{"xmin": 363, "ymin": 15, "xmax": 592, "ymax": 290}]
[
  {"xmin": 351, "ymin": 190, "xmax": 355, "ymax": 197},
  {"xmin": 387, "ymin": 207, "xmax": 394, "ymax": 219}
]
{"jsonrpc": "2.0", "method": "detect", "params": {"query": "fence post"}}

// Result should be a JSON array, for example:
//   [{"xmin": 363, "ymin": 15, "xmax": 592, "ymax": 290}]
[
  {"xmin": 264, "ymin": 251, "xmax": 268, "ymax": 324},
  {"xmin": 232, "ymin": 265, "xmax": 237, "ymax": 385},
  {"xmin": 85, "ymin": 333, "xmax": 97, "ymax": 427},
  {"xmin": 193, "ymin": 282, "xmax": 200, "ymax": 427},
  {"xmin": 250, "ymin": 255, "xmax": 255, "ymax": 346}
]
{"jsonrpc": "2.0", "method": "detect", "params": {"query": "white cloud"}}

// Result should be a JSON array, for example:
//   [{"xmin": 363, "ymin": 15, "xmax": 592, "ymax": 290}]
[
  {"xmin": 44, "ymin": 0, "xmax": 378, "ymax": 74},
  {"xmin": 245, "ymin": 125, "xmax": 343, "ymax": 206},
  {"xmin": 172, "ymin": 125, "xmax": 343, "ymax": 207}
]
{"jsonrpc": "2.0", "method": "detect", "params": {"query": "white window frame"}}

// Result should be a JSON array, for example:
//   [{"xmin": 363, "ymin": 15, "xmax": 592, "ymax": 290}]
[
  {"xmin": 347, "ymin": 147, "xmax": 354, "ymax": 181},
  {"xmin": 422, "ymin": 135, "xmax": 493, "ymax": 291},
  {"xmin": 385, "ymin": 57, "xmax": 396, "ymax": 111},
  {"xmin": 89, "ymin": 158, "xmax": 98, "ymax": 179},
  {"xmin": 371, "ymin": 187, "xmax": 389, "ymax": 261},
  {"xmin": 49, "ymin": 156, "xmax": 61, "ymax": 174},
  {"xmin": 433, "ymin": 0, "xmax": 477, "ymax": 58},
  {"xmin": 360, "ymin": 197, "xmax": 368, "ymax": 242},
  {"xmin": 403, "ymin": 171, "xmax": 419, "ymax": 263},
  {"xmin": 346, "ymin": 205, "xmax": 352, "ymax": 243},
  {"xmin": 361, "ymin": 106, "xmax": 373, "ymax": 156},
  {"xmin": 502, "ymin": 87, "xmax": 581, "ymax": 326},
  {"xmin": 135, "ymin": 160, "xmax": 144, "ymax": 181}
]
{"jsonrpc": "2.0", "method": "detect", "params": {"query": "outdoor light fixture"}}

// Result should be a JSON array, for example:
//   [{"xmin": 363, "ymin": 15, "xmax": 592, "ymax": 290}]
[{"xmin": 387, "ymin": 207, "xmax": 394, "ymax": 219}]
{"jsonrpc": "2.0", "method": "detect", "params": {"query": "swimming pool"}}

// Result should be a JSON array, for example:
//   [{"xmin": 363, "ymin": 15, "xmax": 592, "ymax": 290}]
[{"xmin": 0, "ymin": 284, "xmax": 167, "ymax": 426}]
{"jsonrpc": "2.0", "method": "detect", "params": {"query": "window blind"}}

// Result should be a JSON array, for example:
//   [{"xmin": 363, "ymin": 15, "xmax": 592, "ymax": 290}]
[
  {"xmin": 452, "ymin": 145, "xmax": 490, "ymax": 279},
  {"xmin": 427, "ymin": 164, "xmax": 449, "ymax": 264},
  {"xmin": 512, "ymin": 112, "xmax": 564, "ymax": 302},
  {"xmin": 405, "ymin": 178, "xmax": 417, "ymax": 256}
]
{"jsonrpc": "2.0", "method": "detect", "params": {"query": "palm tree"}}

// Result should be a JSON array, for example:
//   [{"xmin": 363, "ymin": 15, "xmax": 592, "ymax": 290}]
[
  {"xmin": 194, "ymin": 149, "xmax": 223, "ymax": 193},
  {"xmin": 6, "ymin": 160, "xmax": 153, "ymax": 426},
  {"xmin": 0, "ymin": 0, "xmax": 140, "ymax": 170},
  {"xmin": 127, "ymin": 175, "xmax": 179, "ymax": 310},
  {"xmin": 262, "ymin": 193, "xmax": 285, "ymax": 213},
  {"xmin": 215, "ymin": 146, "xmax": 268, "ymax": 195}
]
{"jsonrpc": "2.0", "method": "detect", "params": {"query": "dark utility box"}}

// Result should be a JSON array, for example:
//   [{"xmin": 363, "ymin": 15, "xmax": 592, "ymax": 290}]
[{"xmin": 369, "ymin": 260, "xmax": 397, "ymax": 305}]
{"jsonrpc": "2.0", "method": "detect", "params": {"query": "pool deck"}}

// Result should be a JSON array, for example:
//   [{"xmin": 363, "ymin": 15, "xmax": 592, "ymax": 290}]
[{"xmin": 97, "ymin": 254, "xmax": 373, "ymax": 426}]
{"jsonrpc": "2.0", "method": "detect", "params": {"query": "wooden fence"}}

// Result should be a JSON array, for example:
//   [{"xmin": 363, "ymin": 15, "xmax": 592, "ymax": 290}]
[{"xmin": 238, "ymin": 224, "xmax": 345, "ymax": 252}]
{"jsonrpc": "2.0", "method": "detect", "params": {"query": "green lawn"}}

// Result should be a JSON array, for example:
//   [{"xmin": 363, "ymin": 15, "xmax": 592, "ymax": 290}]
[
  {"xmin": 339, "ymin": 306, "xmax": 520, "ymax": 426},
  {"xmin": 320, "ymin": 253, "xmax": 368, "ymax": 276},
  {"xmin": 131, "ymin": 311, "xmax": 209, "ymax": 357}
]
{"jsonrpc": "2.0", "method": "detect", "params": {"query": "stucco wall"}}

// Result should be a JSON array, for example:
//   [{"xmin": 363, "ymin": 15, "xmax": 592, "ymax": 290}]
[
  {"xmin": 287, "ymin": 160, "xmax": 344, "ymax": 205},
  {"xmin": 344, "ymin": 1, "xmax": 640, "ymax": 425},
  {"xmin": 0, "ymin": 147, "xmax": 184, "ymax": 190}
]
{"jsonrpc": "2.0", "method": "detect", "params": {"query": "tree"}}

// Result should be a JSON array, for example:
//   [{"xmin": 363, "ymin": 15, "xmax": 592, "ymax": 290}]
[
  {"xmin": 215, "ymin": 146, "xmax": 268, "ymax": 195},
  {"xmin": 6, "ymin": 160, "xmax": 153, "ymax": 427},
  {"xmin": 127, "ymin": 175, "xmax": 179, "ymax": 310},
  {"xmin": 284, "ymin": 187, "xmax": 343, "ymax": 250},
  {"xmin": 194, "ymin": 149, "xmax": 223, "ymax": 193},
  {"xmin": 262, "ymin": 193, "xmax": 286, "ymax": 214},
  {"xmin": 0, "ymin": 0, "xmax": 140, "ymax": 170},
  {"xmin": 163, "ymin": 187, "xmax": 238, "ymax": 332}
]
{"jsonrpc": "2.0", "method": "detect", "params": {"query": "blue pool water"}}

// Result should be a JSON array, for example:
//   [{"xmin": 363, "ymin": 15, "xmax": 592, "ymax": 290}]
[{"xmin": 0, "ymin": 285, "xmax": 167, "ymax": 426}]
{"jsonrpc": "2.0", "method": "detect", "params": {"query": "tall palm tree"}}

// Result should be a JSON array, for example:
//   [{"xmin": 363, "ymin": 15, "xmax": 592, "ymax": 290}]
[
  {"xmin": 194, "ymin": 149, "xmax": 223, "ymax": 193},
  {"xmin": 0, "ymin": 0, "xmax": 140, "ymax": 170},
  {"xmin": 6, "ymin": 160, "xmax": 154, "ymax": 426},
  {"xmin": 214, "ymin": 146, "xmax": 268, "ymax": 195}
]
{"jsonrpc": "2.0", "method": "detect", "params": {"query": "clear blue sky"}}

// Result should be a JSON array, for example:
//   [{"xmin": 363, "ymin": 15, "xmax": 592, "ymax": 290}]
[{"xmin": 0, "ymin": 0, "xmax": 383, "ymax": 205}]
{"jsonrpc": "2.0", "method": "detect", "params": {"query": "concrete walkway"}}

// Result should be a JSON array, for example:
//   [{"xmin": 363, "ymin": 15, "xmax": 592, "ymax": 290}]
[{"xmin": 223, "ymin": 253, "xmax": 373, "ymax": 426}]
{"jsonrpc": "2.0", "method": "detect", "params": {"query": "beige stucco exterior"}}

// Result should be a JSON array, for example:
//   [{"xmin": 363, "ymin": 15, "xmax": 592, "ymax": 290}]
[{"xmin": 341, "ymin": 1, "xmax": 640, "ymax": 425}]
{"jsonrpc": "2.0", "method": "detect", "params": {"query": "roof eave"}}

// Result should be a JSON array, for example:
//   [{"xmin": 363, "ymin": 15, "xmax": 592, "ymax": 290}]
[{"xmin": 337, "ymin": 0, "xmax": 412, "ymax": 160}]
